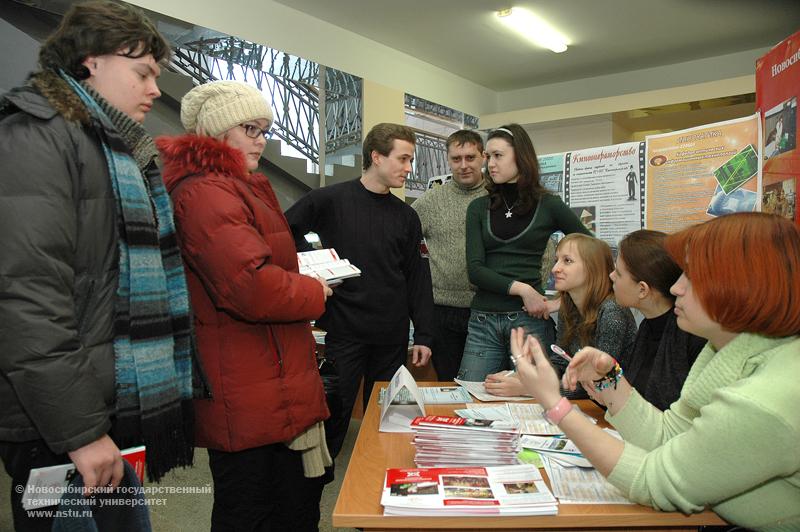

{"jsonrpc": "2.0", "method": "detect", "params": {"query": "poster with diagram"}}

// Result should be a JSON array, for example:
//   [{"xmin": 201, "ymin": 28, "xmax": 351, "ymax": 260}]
[
  {"xmin": 645, "ymin": 113, "xmax": 762, "ymax": 233},
  {"xmin": 564, "ymin": 142, "xmax": 645, "ymax": 251}
]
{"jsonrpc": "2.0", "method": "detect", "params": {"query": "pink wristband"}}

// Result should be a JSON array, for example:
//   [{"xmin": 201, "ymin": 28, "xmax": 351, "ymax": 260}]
[{"xmin": 544, "ymin": 397, "xmax": 572, "ymax": 425}]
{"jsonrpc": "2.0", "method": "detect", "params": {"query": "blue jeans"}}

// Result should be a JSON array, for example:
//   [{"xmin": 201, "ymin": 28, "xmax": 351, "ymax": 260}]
[
  {"xmin": 457, "ymin": 310, "xmax": 556, "ymax": 381},
  {"xmin": 430, "ymin": 305, "xmax": 471, "ymax": 382}
]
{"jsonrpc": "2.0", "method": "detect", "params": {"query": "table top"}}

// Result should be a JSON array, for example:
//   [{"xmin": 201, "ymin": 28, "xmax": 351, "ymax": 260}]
[{"xmin": 332, "ymin": 382, "xmax": 726, "ymax": 530}]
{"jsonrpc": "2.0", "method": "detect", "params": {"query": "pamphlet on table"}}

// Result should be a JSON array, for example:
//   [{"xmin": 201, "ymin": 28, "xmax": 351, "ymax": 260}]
[
  {"xmin": 541, "ymin": 455, "xmax": 632, "ymax": 504},
  {"xmin": 410, "ymin": 415, "xmax": 521, "ymax": 467},
  {"xmin": 519, "ymin": 435, "xmax": 592, "ymax": 468},
  {"xmin": 381, "ymin": 464, "xmax": 558, "ymax": 516},
  {"xmin": 454, "ymin": 378, "xmax": 533, "ymax": 402},
  {"xmin": 378, "ymin": 385, "xmax": 473, "ymax": 405},
  {"xmin": 379, "ymin": 365, "xmax": 426, "ymax": 432},
  {"xmin": 456, "ymin": 402, "xmax": 593, "ymax": 436}
]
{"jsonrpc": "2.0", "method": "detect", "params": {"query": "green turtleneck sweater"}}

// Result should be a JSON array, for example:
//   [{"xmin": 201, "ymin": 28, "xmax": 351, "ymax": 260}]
[
  {"xmin": 412, "ymin": 178, "xmax": 487, "ymax": 307},
  {"xmin": 607, "ymin": 333, "xmax": 800, "ymax": 531},
  {"xmin": 465, "ymin": 192, "xmax": 590, "ymax": 312}
]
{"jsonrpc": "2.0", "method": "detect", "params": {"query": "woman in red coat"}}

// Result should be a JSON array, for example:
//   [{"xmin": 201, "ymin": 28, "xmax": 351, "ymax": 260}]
[{"xmin": 156, "ymin": 80, "xmax": 332, "ymax": 532}]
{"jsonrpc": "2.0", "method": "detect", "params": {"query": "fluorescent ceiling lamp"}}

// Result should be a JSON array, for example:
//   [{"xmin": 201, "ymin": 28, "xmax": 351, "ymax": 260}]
[{"xmin": 496, "ymin": 7, "xmax": 568, "ymax": 53}]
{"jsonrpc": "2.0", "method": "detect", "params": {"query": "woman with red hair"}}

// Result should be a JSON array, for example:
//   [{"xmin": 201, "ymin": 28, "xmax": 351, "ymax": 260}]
[{"xmin": 510, "ymin": 213, "xmax": 800, "ymax": 529}]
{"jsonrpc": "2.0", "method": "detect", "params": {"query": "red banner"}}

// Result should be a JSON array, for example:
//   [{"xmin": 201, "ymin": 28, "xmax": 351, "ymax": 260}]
[{"xmin": 756, "ymin": 30, "xmax": 800, "ymax": 225}]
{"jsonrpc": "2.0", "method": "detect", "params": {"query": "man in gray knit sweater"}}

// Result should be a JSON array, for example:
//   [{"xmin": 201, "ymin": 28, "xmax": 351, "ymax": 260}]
[{"xmin": 412, "ymin": 130, "xmax": 487, "ymax": 380}]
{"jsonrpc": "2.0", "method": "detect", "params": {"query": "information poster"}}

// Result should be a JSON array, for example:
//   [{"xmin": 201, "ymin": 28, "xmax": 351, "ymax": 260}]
[
  {"xmin": 644, "ymin": 114, "xmax": 762, "ymax": 233},
  {"xmin": 564, "ymin": 142, "xmax": 645, "ymax": 250},
  {"xmin": 537, "ymin": 153, "xmax": 566, "ymax": 292},
  {"xmin": 538, "ymin": 153, "xmax": 566, "ymax": 199},
  {"xmin": 756, "ymin": 29, "xmax": 799, "ymax": 225}
]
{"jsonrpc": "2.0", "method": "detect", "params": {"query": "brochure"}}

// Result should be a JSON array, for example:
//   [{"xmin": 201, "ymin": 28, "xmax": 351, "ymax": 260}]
[
  {"xmin": 297, "ymin": 248, "xmax": 361, "ymax": 284},
  {"xmin": 410, "ymin": 415, "xmax": 519, "ymax": 434},
  {"xmin": 379, "ymin": 365, "xmax": 425, "ymax": 433},
  {"xmin": 22, "ymin": 446, "xmax": 146, "ymax": 510},
  {"xmin": 541, "ymin": 455, "xmax": 632, "ymax": 505},
  {"xmin": 457, "ymin": 402, "xmax": 595, "ymax": 436},
  {"xmin": 454, "ymin": 378, "xmax": 533, "ymax": 402},
  {"xmin": 381, "ymin": 464, "xmax": 558, "ymax": 516},
  {"xmin": 378, "ymin": 385, "xmax": 473, "ymax": 405},
  {"xmin": 519, "ymin": 435, "xmax": 592, "ymax": 468}
]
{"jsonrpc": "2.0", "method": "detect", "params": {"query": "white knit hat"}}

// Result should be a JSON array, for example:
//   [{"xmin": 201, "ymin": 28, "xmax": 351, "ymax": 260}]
[{"xmin": 180, "ymin": 80, "xmax": 274, "ymax": 137}]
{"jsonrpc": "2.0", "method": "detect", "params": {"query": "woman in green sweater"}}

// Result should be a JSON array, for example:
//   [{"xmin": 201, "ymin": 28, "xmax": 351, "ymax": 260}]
[
  {"xmin": 512, "ymin": 212, "xmax": 800, "ymax": 530},
  {"xmin": 457, "ymin": 124, "xmax": 590, "ymax": 381}
]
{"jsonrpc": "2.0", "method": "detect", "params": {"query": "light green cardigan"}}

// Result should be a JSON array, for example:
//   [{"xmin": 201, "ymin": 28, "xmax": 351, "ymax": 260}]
[{"xmin": 606, "ymin": 333, "xmax": 800, "ymax": 530}]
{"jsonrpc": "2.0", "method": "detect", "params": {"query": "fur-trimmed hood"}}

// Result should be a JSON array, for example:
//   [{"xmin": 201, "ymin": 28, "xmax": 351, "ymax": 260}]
[
  {"xmin": 155, "ymin": 134, "xmax": 252, "ymax": 193},
  {"xmin": 0, "ymin": 71, "xmax": 91, "ymax": 125}
]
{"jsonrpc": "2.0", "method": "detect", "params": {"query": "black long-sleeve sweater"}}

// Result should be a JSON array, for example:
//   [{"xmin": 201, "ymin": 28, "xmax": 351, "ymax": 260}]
[
  {"xmin": 285, "ymin": 179, "xmax": 434, "ymax": 346},
  {"xmin": 620, "ymin": 308, "xmax": 706, "ymax": 410}
]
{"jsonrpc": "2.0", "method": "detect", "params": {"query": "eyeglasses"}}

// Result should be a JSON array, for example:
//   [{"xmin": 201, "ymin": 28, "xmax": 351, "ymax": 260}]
[{"xmin": 240, "ymin": 123, "xmax": 273, "ymax": 140}]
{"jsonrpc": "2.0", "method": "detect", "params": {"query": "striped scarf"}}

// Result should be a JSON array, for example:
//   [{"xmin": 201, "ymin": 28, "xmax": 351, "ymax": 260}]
[{"xmin": 63, "ymin": 74, "xmax": 195, "ymax": 481}]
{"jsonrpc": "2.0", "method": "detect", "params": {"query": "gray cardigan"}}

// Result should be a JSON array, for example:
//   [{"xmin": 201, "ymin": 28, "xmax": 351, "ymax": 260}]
[{"xmin": 553, "ymin": 298, "xmax": 637, "ymax": 399}]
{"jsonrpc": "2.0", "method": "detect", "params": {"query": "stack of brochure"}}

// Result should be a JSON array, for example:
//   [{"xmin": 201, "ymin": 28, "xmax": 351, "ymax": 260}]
[
  {"xmin": 410, "ymin": 415, "xmax": 521, "ymax": 467},
  {"xmin": 297, "ymin": 248, "xmax": 360, "ymax": 284},
  {"xmin": 381, "ymin": 464, "xmax": 558, "ymax": 516}
]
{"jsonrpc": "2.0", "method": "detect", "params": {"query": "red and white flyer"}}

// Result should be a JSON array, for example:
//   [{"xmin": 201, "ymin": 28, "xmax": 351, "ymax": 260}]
[{"xmin": 381, "ymin": 465, "xmax": 557, "ymax": 516}]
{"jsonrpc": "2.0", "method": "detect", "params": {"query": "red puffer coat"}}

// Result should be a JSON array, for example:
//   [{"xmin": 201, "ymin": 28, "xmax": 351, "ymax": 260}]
[{"xmin": 156, "ymin": 134, "xmax": 328, "ymax": 452}]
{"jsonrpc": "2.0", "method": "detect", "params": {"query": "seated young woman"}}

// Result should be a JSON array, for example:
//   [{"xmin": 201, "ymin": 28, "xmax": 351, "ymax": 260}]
[
  {"xmin": 485, "ymin": 233, "xmax": 636, "ymax": 398},
  {"xmin": 511, "ymin": 212, "xmax": 800, "ymax": 530},
  {"xmin": 610, "ymin": 230, "xmax": 706, "ymax": 410}
]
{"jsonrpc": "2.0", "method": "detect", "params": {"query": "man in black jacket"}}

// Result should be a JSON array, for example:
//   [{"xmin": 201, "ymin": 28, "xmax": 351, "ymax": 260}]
[
  {"xmin": 285, "ymin": 123, "xmax": 434, "ymax": 458},
  {"xmin": 0, "ymin": 3, "xmax": 197, "ymax": 530}
]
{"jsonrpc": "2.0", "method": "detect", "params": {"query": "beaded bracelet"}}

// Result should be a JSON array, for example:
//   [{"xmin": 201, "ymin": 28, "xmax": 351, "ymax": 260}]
[{"xmin": 593, "ymin": 359, "xmax": 623, "ymax": 391}]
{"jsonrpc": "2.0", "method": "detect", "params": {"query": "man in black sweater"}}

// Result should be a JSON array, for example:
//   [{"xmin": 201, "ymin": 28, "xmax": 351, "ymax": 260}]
[{"xmin": 285, "ymin": 123, "xmax": 434, "ymax": 457}]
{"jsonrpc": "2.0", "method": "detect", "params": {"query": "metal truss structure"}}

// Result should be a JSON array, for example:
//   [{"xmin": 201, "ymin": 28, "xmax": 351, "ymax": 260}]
[
  {"xmin": 406, "ymin": 94, "xmax": 479, "ymax": 129},
  {"xmin": 165, "ymin": 36, "xmax": 475, "ymax": 191},
  {"xmin": 408, "ymin": 130, "xmax": 449, "ymax": 192},
  {"xmin": 404, "ymin": 94, "xmax": 480, "ymax": 190},
  {"xmin": 168, "ymin": 36, "xmax": 362, "ymax": 166}
]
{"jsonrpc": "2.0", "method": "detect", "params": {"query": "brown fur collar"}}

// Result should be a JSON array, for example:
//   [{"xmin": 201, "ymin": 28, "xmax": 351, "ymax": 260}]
[
  {"xmin": 29, "ymin": 70, "xmax": 91, "ymax": 125},
  {"xmin": 155, "ymin": 134, "xmax": 251, "ymax": 192}
]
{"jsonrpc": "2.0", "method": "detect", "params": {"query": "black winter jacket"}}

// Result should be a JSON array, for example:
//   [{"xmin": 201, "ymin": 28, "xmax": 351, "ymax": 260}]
[{"xmin": 0, "ymin": 74, "xmax": 118, "ymax": 453}]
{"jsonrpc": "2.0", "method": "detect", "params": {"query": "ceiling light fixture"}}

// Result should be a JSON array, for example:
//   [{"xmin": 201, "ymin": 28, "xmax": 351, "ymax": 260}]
[{"xmin": 496, "ymin": 7, "xmax": 569, "ymax": 53}]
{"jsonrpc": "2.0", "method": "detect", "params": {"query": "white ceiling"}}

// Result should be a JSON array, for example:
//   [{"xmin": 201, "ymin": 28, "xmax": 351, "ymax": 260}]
[{"xmin": 273, "ymin": 0, "xmax": 800, "ymax": 92}]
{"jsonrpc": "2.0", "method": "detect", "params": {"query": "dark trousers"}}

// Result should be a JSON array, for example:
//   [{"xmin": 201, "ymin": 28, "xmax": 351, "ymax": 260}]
[
  {"xmin": 430, "ymin": 305, "xmax": 471, "ymax": 382},
  {"xmin": 0, "ymin": 439, "xmax": 69, "ymax": 532},
  {"xmin": 323, "ymin": 337, "xmax": 407, "ymax": 458},
  {"xmin": 207, "ymin": 443, "xmax": 325, "ymax": 532}
]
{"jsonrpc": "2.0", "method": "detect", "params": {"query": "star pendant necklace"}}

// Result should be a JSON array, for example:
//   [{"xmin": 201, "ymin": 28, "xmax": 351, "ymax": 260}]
[{"xmin": 501, "ymin": 193, "xmax": 519, "ymax": 219}]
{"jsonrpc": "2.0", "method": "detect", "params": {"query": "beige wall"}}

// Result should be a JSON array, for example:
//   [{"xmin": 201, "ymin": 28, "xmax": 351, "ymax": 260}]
[
  {"xmin": 482, "ymin": 75, "xmax": 754, "ymax": 128},
  {"xmin": 488, "ymin": 75, "xmax": 754, "ymax": 155},
  {"xmin": 524, "ymin": 115, "xmax": 614, "ymax": 155},
  {"xmin": 494, "ymin": 49, "xmax": 763, "ymax": 114}
]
